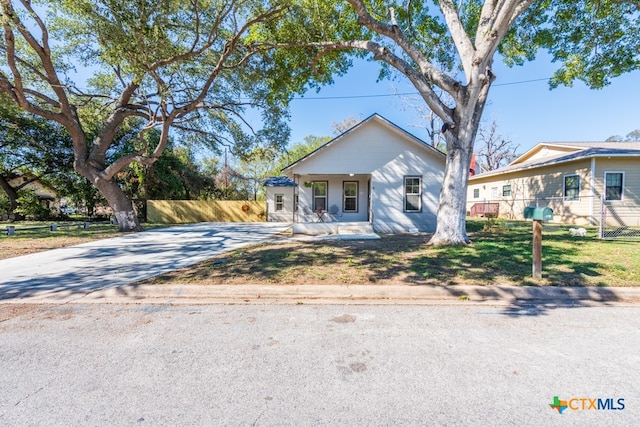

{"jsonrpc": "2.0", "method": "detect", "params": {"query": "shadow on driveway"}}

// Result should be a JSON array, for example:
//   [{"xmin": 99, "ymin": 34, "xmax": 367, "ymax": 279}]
[{"xmin": 0, "ymin": 223, "xmax": 290, "ymax": 301}]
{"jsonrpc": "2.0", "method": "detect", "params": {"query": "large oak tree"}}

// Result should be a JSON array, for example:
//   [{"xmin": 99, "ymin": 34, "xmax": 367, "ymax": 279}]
[
  {"xmin": 0, "ymin": 0, "xmax": 326, "ymax": 231},
  {"xmin": 287, "ymin": 0, "xmax": 639, "ymax": 245}
]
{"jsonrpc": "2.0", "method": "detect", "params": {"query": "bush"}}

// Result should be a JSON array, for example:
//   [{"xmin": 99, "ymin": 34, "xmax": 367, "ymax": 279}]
[{"xmin": 14, "ymin": 189, "xmax": 52, "ymax": 220}]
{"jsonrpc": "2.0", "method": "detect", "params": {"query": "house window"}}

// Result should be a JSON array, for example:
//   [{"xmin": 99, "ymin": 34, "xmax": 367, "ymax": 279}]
[
  {"xmin": 502, "ymin": 185, "xmax": 511, "ymax": 197},
  {"xmin": 473, "ymin": 188, "xmax": 480, "ymax": 199},
  {"xmin": 564, "ymin": 174, "xmax": 580, "ymax": 201},
  {"xmin": 404, "ymin": 176, "xmax": 422, "ymax": 212},
  {"xmin": 274, "ymin": 194, "xmax": 284, "ymax": 211},
  {"xmin": 605, "ymin": 172, "xmax": 624, "ymax": 201},
  {"xmin": 312, "ymin": 181, "xmax": 327, "ymax": 211},
  {"xmin": 343, "ymin": 181, "xmax": 358, "ymax": 212}
]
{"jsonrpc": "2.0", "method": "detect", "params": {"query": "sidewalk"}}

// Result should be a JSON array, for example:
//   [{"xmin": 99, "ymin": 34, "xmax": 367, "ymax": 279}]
[{"xmin": 7, "ymin": 283, "xmax": 640, "ymax": 306}]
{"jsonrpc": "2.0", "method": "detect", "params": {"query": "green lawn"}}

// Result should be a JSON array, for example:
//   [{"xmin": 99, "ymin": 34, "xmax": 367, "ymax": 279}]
[
  {"xmin": 3, "ymin": 219, "xmax": 639, "ymax": 287},
  {"xmin": 146, "ymin": 219, "xmax": 640, "ymax": 287}
]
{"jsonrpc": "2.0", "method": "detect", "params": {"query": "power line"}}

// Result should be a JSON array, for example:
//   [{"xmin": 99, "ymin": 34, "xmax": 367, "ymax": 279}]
[{"xmin": 291, "ymin": 77, "xmax": 550, "ymax": 101}]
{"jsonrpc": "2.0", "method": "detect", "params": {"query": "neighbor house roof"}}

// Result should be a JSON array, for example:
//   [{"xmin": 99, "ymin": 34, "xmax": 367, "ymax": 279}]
[
  {"xmin": 263, "ymin": 176, "xmax": 297, "ymax": 187},
  {"xmin": 471, "ymin": 141, "xmax": 640, "ymax": 180},
  {"xmin": 281, "ymin": 113, "xmax": 445, "ymax": 173}
]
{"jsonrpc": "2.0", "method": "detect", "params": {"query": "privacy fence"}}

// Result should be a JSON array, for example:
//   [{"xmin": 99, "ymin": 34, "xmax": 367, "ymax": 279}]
[{"xmin": 147, "ymin": 200, "xmax": 266, "ymax": 224}]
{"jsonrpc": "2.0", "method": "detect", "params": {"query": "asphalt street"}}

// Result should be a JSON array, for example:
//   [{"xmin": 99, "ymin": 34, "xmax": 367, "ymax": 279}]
[{"xmin": 1, "ymin": 303, "xmax": 638, "ymax": 426}]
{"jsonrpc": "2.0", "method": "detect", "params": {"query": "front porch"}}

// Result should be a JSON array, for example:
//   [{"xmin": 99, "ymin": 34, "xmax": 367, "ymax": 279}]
[{"xmin": 292, "ymin": 221, "xmax": 375, "ymax": 236}]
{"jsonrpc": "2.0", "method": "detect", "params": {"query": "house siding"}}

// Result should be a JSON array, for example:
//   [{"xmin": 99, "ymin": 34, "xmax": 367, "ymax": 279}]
[
  {"xmin": 371, "ymin": 152, "xmax": 442, "ymax": 232},
  {"xmin": 265, "ymin": 186, "xmax": 295, "ymax": 222},
  {"xmin": 468, "ymin": 160, "xmax": 593, "ymax": 224},
  {"xmin": 594, "ymin": 158, "xmax": 640, "ymax": 226},
  {"xmin": 284, "ymin": 114, "xmax": 446, "ymax": 232}
]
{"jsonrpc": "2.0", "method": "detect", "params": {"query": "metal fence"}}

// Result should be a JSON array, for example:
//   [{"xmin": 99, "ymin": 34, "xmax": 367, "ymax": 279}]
[{"xmin": 599, "ymin": 196, "xmax": 640, "ymax": 239}]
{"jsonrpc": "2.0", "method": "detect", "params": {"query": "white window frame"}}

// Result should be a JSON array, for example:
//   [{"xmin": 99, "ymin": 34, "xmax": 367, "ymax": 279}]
[
  {"xmin": 502, "ymin": 184, "xmax": 511, "ymax": 198},
  {"xmin": 312, "ymin": 181, "xmax": 328, "ymax": 212},
  {"xmin": 274, "ymin": 194, "xmax": 284, "ymax": 211},
  {"xmin": 604, "ymin": 171, "xmax": 624, "ymax": 202},
  {"xmin": 563, "ymin": 174, "xmax": 581, "ymax": 201},
  {"xmin": 404, "ymin": 176, "xmax": 422, "ymax": 212},
  {"xmin": 343, "ymin": 181, "xmax": 358, "ymax": 212}
]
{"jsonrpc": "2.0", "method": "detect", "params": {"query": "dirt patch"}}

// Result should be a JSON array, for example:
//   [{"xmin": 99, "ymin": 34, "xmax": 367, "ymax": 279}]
[{"xmin": 0, "ymin": 304, "xmax": 42, "ymax": 322}]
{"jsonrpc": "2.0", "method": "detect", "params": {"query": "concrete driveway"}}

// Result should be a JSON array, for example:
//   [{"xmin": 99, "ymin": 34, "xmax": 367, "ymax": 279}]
[{"xmin": 0, "ymin": 222, "xmax": 291, "ymax": 302}]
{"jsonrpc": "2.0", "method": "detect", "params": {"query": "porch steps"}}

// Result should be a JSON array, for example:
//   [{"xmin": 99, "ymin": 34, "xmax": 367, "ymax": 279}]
[
  {"xmin": 292, "ymin": 221, "xmax": 374, "ymax": 236},
  {"xmin": 337, "ymin": 223, "xmax": 374, "ymax": 235}
]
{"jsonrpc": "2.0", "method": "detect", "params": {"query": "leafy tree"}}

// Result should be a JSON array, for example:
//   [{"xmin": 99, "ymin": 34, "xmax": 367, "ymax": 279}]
[
  {"xmin": 275, "ymin": 135, "xmax": 332, "ymax": 172},
  {"xmin": 281, "ymin": 0, "xmax": 639, "ymax": 244},
  {"xmin": 0, "ymin": 94, "xmax": 74, "ymax": 219},
  {"xmin": 0, "ymin": 0, "xmax": 330, "ymax": 231},
  {"xmin": 475, "ymin": 121, "xmax": 519, "ymax": 171},
  {"xmin": 13, "ymin": 189, "xmax": 51, "ymax": 220},
  {"xmin": 607, "ymin": 129, "xmax": 640, "ymax": 142}
]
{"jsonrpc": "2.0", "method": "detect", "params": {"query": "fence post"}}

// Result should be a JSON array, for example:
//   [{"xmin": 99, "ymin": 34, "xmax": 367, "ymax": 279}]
[
  {"xmin": 599, "ymin": 194, "xmax": 605, "ymax": 239},
  {"xmin": 83, "ymin": 222, "xmax": 90, "ymax": 229},
  {"xmin": 50, "ymin": 224, "xmax": 58, "ymax": 232},
  {"xmin": 7, "ymin": 226, "xmax": 15, "ymax": 236}
]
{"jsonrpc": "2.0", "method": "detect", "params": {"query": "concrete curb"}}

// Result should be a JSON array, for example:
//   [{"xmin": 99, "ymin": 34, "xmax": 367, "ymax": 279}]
[{"xmin": 5, "ymin": 284, "xmax": 640, "ymax": 306}]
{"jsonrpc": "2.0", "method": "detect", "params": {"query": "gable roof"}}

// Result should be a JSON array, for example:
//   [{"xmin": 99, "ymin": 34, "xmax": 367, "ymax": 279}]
[
  {"xmin": 471, "ymin": 141, "xmax": 640, "ymax": 180},
  {"xmin": 281, "ymin": 113, "xmax": 445, "ymax": 173}
]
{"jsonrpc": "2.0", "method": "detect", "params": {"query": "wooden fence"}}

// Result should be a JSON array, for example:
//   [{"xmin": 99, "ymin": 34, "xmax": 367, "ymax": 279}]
[{"xmin": 147, "ymin": 200, "xmax": 266, "ymax": 224}]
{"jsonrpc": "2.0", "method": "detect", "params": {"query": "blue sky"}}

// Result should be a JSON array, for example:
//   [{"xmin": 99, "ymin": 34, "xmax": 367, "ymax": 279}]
[{"xmin": 286, "ymin": 54, "xmax": 640, "ymax": 155}]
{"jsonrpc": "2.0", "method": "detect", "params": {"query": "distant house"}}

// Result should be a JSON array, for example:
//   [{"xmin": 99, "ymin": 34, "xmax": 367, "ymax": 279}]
[
  {"xmin": 265, "ymin": 114, "xmax": 446, "ymax": 232},
  {"xmin": 7, "ymin": 173, "xmax": 57, "ymax": 206},
  {"xmin": 467, "ymin": 142, "xmax": 640, "ymax": 226}
]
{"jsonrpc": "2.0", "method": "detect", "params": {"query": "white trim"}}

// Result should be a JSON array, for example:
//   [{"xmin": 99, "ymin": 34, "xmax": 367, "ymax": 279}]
[
  {"xmin": 343, "ymin": 181, "xmax": 358, "ymax": 212},
  {"xmin": 604, "ymin": 171, "xmax": 625, "ymax": 202},
  {"xmin": 404, "ymin": 176, "xmax": 422, "ymax": 212},
  {"xmin": 274, "ymin": 193, "xmax": 284, "ymax": 211}
]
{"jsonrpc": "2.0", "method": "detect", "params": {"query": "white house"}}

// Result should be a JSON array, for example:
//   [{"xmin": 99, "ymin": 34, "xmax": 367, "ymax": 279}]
[{"xmin": 265, "ymin": 114, "xmax": 446, "ymax": 232}]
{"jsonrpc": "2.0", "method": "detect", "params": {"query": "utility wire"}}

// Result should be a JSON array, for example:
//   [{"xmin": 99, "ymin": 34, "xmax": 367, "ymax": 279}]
[{"xmin": 291, "ymin": 77, "xmax": 550, "ymax": 101}]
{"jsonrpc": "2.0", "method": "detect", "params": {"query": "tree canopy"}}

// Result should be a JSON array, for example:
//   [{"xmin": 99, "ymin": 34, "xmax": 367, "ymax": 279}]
[
  {"xmin": 0, "ymin": 0, "xmax": 347, "ymax": 230},
  {"xmin": 273, "ymin": 0, "xmax": 640, "ymax": 244}
]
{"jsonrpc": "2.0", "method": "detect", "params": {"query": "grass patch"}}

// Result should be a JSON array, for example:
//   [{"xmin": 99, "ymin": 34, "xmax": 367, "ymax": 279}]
[
  {"xmin": 0, "ymin": 221, "xmax": 173, "ymax": 260},
  {"xmin": 145, "ymin": 219, "xmax": 640, "ymax": 287}
]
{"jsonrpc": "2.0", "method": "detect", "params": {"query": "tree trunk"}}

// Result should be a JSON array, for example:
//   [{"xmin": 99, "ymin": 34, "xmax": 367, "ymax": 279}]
[
  {"xmin": 428, "ymin": 132, "xmax": 474, "ymax": 245},
  {"xmin": 94, "ymin": 177, "xmax": 143, "ymax": 232},
  {"xmin": 428, "ymin": 93, "xmax": 487, "ymax": 246},
  {"xmin": 0, "ymin": 176, "xmax": 22, "ymax": 221}
]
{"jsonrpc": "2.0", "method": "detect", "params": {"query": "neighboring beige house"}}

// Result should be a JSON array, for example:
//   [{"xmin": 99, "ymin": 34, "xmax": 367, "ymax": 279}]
[
  {"xmin": 265, "ymin": 114, "xmax": 446, "ymax": 232},
  {"xmin": 467, "ymin": 142, "xmax": 640, "ymax": 226}
]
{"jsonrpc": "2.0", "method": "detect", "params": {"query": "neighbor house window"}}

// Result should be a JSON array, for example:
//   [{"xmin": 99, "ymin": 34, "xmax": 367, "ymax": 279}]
[
  {"xmin": 274, "ymin": 194, "xmax": 284, "ymax": 211},
  {"xmin": 502, "ymin": 184, "xmax": 511, "ymax": 197},
  {"xmin": 312, "ymin": 181, "xmax": 327, "ymax": 211},
  {"xmin": 605, "ymin": 172, "xmax": 624, "ymax": 201},
  {"xmin": 343, "ymin": 181, "xmax": 358, "ymax": 212},
  {"xmin": 491, "ymin": 187, "xmax": 498, "ymax": 200},
  {"xmin": 564, "ymin": 174, "xmax": 580, "ymax": 201},
  {"xmin": 404, "ymin": 176, "xmax": 422, "ymax": 212},
  {"xmin": 473, "ymin": 188, "xmax": 480, "ymax": 199}
]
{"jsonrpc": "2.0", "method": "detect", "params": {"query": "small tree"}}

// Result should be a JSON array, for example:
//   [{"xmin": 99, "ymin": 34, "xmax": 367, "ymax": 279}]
[
  {"xmin": 14, "ymin": 189, "xmax": 51, "ymax": 220},
  {"xmin": 475, "ymin": 121, "xmax": 519, "ymax": 172}
]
